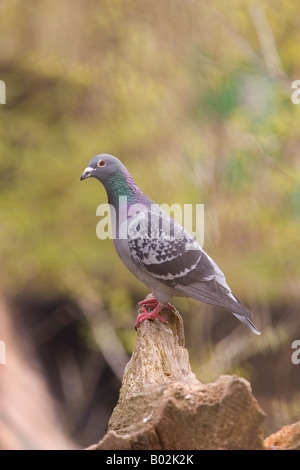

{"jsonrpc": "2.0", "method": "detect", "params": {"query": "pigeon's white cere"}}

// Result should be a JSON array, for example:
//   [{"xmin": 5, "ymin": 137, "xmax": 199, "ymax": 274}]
[{"xmin": 83, "ymin": 166, "xmax": 94, "ymax": 174}]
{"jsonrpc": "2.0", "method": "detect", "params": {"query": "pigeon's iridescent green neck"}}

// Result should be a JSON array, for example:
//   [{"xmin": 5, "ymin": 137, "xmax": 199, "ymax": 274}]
[{"xmin": 105, "ymin": 169, "xmax": 145, "ymax": 208}]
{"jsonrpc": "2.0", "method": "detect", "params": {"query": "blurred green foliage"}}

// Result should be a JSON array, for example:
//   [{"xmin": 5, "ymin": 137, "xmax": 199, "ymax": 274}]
[{"xmin": 0, "ymin": 0, "xmax": 299, "ymax": 442}]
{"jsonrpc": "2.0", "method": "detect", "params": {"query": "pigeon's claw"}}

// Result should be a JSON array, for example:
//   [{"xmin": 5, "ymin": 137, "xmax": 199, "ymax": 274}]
[
  {"xmin": 138, "ymin": 297, "xmax": 159, "ymax": 308},
  {"xmin": 135, "ymin": 301, "xmax": 167, "ymax": 328},
  {"xmin": 138, "ymin": 297, "xmax": 175, "ymax": 311}
]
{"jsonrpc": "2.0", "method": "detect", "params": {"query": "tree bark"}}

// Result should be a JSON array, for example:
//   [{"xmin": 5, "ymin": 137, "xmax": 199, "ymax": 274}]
[{"xmin": 89, "ymin": 298, "xmax": 266, "ymax": 450}]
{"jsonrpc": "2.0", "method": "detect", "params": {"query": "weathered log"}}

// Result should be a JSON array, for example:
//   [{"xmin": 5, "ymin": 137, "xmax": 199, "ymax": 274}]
[{"xmin": 90, "ymin": 299, "xmax": 266, "ymax": 450}]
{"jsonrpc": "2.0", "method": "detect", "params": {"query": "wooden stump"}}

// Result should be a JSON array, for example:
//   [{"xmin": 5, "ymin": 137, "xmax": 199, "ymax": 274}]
[{"xmin": 89, "ymin": 301, "xmax": 265, "ymax": 450}]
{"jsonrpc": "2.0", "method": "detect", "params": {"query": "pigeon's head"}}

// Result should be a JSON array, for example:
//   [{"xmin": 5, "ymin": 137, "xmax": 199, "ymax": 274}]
[{"xmin": 80, "ymin": 154, "xmax": 125, "ymax": 183}]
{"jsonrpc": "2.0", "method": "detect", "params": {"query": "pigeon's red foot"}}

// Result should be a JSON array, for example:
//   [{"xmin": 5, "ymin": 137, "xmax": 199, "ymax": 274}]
[
  {"xmin": 135, "ymin": 297, "xmax": 174, "ymax": 328},
  {"xmin": 137, "ymin": 297, "xmax": 159, "ymax": 308}
]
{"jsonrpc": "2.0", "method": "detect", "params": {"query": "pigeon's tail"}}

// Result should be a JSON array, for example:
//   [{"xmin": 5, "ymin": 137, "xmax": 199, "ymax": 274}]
[
  {"xmin": 173, "ymin": 279, "xmax": 261, "ymax": 335},
  {"xmin": 232, "ymin": 313, "xmax": 261, "ymax": 335}
]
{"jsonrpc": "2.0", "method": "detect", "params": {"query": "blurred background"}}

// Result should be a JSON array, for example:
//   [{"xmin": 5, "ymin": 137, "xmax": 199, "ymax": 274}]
[{"xmin": 0, "ymin": 0, "xmax": 299, "ymax": 449}]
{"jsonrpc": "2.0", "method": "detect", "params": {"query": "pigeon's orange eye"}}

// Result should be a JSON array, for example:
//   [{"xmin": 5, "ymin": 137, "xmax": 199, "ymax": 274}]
[{"xmin": 97, "ymin": 159, "xmax": 106, "ymax": 167}]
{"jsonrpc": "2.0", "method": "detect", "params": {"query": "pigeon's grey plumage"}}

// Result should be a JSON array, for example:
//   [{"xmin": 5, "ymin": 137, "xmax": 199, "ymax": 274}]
[{"xmin": 80, "ymin": 154, "xmax": 261, "ymax": 335}]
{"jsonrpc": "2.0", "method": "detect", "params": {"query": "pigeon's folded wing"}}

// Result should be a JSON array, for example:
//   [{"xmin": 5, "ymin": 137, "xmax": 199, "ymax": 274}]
[
  {"xmin": 128, "ymin": 210, "xmax": 206, "ymax": 282},
  {"xmin": 128, "ymin": 210, "xmax": 261, "ymax": 335}
]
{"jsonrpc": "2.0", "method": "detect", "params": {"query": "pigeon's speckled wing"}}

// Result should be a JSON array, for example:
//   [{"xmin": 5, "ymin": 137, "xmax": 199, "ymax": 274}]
[
  {"xmin": 128, "ymin": 209, "xmax": 261, "ymax": 335},
  {"xmin": 128, "ymin": 210, "xmax": 206, "ymax": 281}
]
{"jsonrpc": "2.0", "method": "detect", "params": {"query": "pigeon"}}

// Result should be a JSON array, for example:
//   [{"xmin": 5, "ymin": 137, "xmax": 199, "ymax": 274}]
[{"xmin": 80, "ymin": 154, "xmax": 261, "ymax": 335}]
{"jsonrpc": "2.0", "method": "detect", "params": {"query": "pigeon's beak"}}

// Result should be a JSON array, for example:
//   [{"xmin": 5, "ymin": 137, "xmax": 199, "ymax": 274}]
[{"xmin": 80, "ymin": 167, "xmax": 94, "ymax": 181}]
